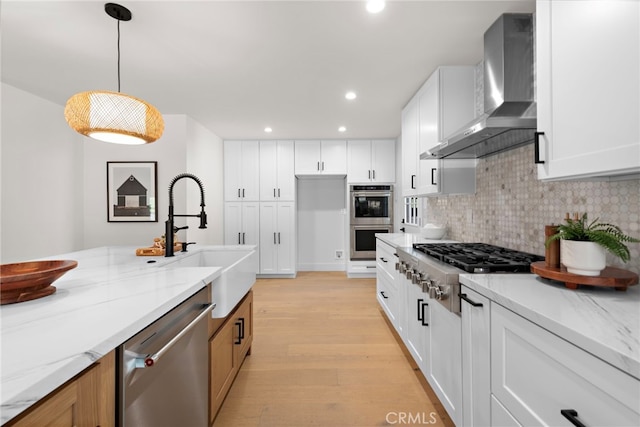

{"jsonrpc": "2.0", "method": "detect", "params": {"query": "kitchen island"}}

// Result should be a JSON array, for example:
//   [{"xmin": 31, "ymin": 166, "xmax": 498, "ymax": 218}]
[{"xmin": 0, "ymin": 245, "xmax": 255, "ymax": 425}]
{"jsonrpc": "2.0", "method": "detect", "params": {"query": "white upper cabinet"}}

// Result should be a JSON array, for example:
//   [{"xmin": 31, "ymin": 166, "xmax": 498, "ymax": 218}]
[
  {"xmin": 401, "ymin": 66, "xmax": 476, "ymax": 196},
  {"xmin": 347, "ymin": 139, "xmax": 395, "ymax": 183},
  {"xmin": 224, "ymin": 140, "xmax": 260, "ymax": 201},
  {"xmin": 294, "ymin": 140, "xmax": 347, "ymax": 175},
  {"xmin": 401, "ymin": 97, "xmax": 420, "ymax": 195},
  {"xmin": 259, "ymin": 140, "xmax": 295, "ymax": 201},
  {"xmin": 536, "ymin": 0, "xmax": 640, "ymax": 180}
]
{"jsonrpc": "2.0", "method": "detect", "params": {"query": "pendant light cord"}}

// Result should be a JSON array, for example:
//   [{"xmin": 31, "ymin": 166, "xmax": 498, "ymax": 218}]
[{"xmin": 117, "ymin": 19, "xmax": 121, "ymax": 93}]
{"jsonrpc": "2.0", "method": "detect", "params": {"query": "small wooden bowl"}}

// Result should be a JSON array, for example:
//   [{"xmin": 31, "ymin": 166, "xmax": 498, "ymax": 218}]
[{"xmin": 0, "ymin": 260, "xmax": 78, "ymax": 304}]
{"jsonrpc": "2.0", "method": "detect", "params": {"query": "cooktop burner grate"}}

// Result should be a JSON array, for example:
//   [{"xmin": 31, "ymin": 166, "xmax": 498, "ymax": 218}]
[{"xmin": 412, "ymin": 242, "xmax": 544, "ymax": 273}]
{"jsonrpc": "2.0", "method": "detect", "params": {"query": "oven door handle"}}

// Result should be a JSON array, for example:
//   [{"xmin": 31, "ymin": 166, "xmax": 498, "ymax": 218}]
[
  {"xmin": 135, "ymin": 303, "xmax": 215, "ymax": 368},
  {"xmin": 351, "ymin": 191, "xmax": 392, "ymax": 198}
]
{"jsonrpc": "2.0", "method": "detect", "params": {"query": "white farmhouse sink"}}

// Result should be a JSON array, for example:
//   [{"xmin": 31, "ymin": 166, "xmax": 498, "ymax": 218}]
[{"xmin": 160, "ymin": 246, "xmax": 257, "ymax": 318}]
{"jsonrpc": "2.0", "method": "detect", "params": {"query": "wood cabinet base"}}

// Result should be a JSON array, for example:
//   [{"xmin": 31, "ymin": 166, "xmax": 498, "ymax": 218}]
[
  {"xmin": 209, "ymin": 290, "xmax": 253, "ymax": 425},
  {"xmin": 6, "ymin": 351, "xmax": 115, "ymax": 427}
]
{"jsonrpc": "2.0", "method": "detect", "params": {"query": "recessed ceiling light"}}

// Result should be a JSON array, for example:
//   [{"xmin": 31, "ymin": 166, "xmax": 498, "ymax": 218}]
[
  {"xmin": 366, "ymin": 0, "xmax": 385, "ymax": 14},
  {"xmin": 345, "ymin": 91, "xmax": 357, "ymax": 100},
  {"xmin": 338, "ymin": 126, "xmax": 347, "ymax": 132},
  {"xmin": 264, "ymin": 127, "xmax": 272, "ymax": 133}
]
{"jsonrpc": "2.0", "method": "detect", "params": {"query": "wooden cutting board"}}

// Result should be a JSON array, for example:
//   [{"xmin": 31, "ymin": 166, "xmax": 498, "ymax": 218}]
[{"xmin": 531, "ymin": 261, "xmax": 639, "ymax": 291}]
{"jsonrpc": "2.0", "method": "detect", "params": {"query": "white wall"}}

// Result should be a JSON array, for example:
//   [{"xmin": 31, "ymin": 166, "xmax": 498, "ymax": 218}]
[
  {"xmin": 186, "ymin": 116, "xmax": 224, "ymax": 245},
  {"xmin": 1, "ymin": 83, "xmax": 224, "ymax": 262},
  {"xmin": 296, "ymin": 177, "xmax": 347, "ymax": 271},
  {"xmin": 1, "ymin": 83, "xmax": 84, "ymax": 262},
  {"xmin": 82, "ymin": 115, "xmax": 188, "ymax": 248}
]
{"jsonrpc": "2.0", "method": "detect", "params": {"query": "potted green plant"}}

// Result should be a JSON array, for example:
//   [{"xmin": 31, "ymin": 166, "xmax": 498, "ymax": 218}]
[{"xmin": 545, "ymin": 213, "xmax": 639, "ymax": 276}]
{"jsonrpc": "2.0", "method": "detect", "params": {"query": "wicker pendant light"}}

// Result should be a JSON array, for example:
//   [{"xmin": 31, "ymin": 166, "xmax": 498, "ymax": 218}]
[{"xmin": 64, "ymin": 3, "xmax": 164, "ymax": 145}]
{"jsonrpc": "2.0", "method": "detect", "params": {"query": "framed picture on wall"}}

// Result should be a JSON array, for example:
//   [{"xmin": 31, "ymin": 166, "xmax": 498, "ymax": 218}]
[{"xmin": 107, "ymin": 161, "xmax": 158, "ymax": 222}]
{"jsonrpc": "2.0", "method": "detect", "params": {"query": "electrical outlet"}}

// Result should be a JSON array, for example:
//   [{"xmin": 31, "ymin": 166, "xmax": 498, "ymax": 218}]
[{"xmin": 335, "ymin": 250, "xmax": 344, "ymax": 260}]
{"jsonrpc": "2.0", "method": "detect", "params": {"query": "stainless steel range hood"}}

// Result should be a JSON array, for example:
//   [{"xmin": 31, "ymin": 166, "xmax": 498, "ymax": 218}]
[{"xmin": 424, "ymin": 13, "xmax": 536, "ymax": 160}]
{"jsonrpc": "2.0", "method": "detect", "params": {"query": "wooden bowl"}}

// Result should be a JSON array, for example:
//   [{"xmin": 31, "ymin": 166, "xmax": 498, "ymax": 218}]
[{"xmin": 0, "ymin": 260, "xmax": 78, "ymax": 304}]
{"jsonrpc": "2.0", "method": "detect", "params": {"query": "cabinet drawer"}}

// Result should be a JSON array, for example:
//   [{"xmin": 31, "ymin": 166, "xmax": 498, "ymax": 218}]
[
  {"xmin": 376, "ymin": 272, "xmax": 397, "ymax": 326},
  {"xmin": 376, "ymin": 240, "xmax": 396, "ymax": 284},
  {"xmin": 491, "ymin": 303, "xmax": 640, "ymax": 426}
]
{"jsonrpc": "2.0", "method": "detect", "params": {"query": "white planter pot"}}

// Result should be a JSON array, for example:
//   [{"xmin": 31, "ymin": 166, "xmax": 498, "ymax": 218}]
[{"xmin": 561, "ymin": 240, "xmax": 606, "ymax": 276}]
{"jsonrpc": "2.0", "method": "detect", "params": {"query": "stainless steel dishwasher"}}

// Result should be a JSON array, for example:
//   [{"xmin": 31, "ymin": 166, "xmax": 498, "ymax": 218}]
[{"xmin": 117, "ymin": 286, "xmax": 213, "ymax": 427}]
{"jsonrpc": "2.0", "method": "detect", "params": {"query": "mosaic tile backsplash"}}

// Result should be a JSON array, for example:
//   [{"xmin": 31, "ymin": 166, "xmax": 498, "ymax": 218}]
[{"xmin": 425, "ymin": 144, "xmax": 640, "ymax": 274}]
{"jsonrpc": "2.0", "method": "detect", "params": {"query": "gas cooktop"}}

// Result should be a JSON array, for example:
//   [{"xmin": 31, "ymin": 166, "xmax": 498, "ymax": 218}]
[{"xmin": 412, "ymin": 242, "xmax": 545, "ymax": 273}]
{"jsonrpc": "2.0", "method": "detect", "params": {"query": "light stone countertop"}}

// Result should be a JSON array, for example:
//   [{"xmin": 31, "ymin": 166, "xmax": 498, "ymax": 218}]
[
  {"xmin": 0, "ymin": 246, "xmax": 224, "ymax": 424},
  {"xmin": 461, "ymin": 273, "xmax": 640, "ymax": 380},
  {"xmin": 375, "ymin": 232, "xmax": 457, "ymax": 248},
  {"xmin": 377, "ymin": 233, "xmax": 640, "ymax": 380}
]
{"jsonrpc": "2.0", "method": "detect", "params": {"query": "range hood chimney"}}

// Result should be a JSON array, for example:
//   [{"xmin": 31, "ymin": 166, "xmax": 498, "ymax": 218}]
[{"xmin": 424, "ymin": 13, "xmax": 536, "ymax": 160}]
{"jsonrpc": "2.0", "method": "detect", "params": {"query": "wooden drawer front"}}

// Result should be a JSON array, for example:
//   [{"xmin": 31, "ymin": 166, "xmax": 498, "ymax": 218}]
[
  {"xmin": 491, "ymin": 303, "xmax": 640, "ymax": 426},
  {"xmin": 376, "ymin": 240, "xmax": 396, "ymax": 286}
]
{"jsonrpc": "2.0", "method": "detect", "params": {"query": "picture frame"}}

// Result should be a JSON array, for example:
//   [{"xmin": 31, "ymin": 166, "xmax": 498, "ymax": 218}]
[{"xmin": 107, "ymin": 161, "xmax": 158, "ymax": 222}]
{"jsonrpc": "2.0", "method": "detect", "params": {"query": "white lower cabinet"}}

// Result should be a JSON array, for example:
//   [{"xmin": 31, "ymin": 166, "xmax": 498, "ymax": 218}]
[
  {"xmin": 460, "ymin": 286, "xmax": 490, "ymax": 427},
  {"xmin": 376, "ymin": 240, "xmax": 399, "ymax": 329},
  {"xmin": 427, "ymin": 301, "xmax": 462, "ymax": 427},
  {"xmin": 224, "ymin": 202, "xmax": 259, "ymax": 246},
  {"xmin": 259, "ymin": 202, "xmax": 296, "ymax": 275},
  {"xmin": 491, "ymin": 303, "xmax": 640, "ymax": 426},
  {"xmin": 491, "ymin": 394, "xmax": 522, "ymax": 427},
  {"xmin": 403, "ymin": 272, "xmax": 429, "ymax": 368}
]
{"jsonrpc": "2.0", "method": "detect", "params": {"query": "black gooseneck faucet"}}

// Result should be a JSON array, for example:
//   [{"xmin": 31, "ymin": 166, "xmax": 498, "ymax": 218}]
[{"xmin": 165, "ymin": 173, "xmax": 207, "ymax": 257}]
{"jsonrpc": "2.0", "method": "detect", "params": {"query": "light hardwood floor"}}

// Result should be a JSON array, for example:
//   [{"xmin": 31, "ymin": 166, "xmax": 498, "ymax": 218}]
[{"xmin": 213, "ymin": 271, "xmax": 454, "ymax": 427}]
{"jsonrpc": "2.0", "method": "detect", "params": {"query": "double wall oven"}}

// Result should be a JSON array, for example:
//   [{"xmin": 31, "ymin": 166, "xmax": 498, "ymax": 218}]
[{"xmin": 350, "ymin": 185, "xmax": 393, "ymax": 260}]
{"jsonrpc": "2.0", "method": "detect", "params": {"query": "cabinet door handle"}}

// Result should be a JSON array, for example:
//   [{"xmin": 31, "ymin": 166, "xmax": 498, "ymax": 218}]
[
  {"xmin": 238, "ymin": 188, "xmax": 241, "ymax": 198},
  {"xmin": 421, "ymin": 301, "xmax": 429, "ymax": 326},
  {"xmin": 322, "ymin": 161, "xmax": 325, "ymax": 171},
  {"xmin": 411, "ymin": 174, "xmax": 416, "ymax": 189},
  {"xmin": 242, "ymin": 232, "xmax": 246, "ymax": 244},
  {"xmin": 274, "ymin": 188, "xmax": 276, "ymax": 197},
  {"xmin": 373, "ymin": 170, "xmax": 376, "ymax": 180},
  {"xmin": 400, "ymin": 227, "xmax": 406, "ymax": 232},
  {"xmin": 379, "ymin": 257, "xmax": 388, "ymax": 263},
  {"xmin": 380, "ymin": 291, "xmax": 388, "ymax": 299},
  {"xmin": 278, "ymin": 188, "xmax": 281, "ymax": 198},
  {"xmin": 238, "ymin": 317, "xmax": 245, "ymax": 340},
  {"xmin": 534, "ymin": 131, "xmax": 545, "ymax": 164},
  {"xmin": 238, "ymin": 232, "xmax": 241, "ymax": 244},
  {"xmin": 560, "ymin": 409, "xmax": 587, "ymax": 427},
  {"xmin": 278, "ymin": 232, "xmax": 281, "ymax": 244},
  {"xmin": 317, "ymin": 161, "xmax": 320, "ymax": 171},
  {"xmin": 431, "ymin": 168, "xmax": 437, "ymax": 185},
  {"xmin": 274, "ymin": 232, "xmax": 277, "ymax": 244},
  {"xmin": 242, "ymin": 188, "xmax": 245, "ymax": 198},
  {"xmin": 459, "ymin": 293, "xmax": 483, "ymax": 307},
  {"xmin": 417, "ymin": 299, "xmax": 429, "ymax": 326},
  {"xmin": 235, "ymin": 321, "xmax": 242, "ymax": 345},
  {"xmin": 368, "ymin": 170, "xmax": 371, "ymax": 179}
]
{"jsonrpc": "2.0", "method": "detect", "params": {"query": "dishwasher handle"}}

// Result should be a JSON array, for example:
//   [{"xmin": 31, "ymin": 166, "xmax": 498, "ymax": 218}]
[{"xmin": 135, "ymin": 302, "xmax": 215, "ymax": 368}]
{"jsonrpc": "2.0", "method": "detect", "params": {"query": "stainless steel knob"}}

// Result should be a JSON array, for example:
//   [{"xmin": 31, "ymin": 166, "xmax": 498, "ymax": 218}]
[
  {"xmin": 405, "ymin": 269, "xmax": 414, "ymax": 280},
  {"xmin": 428, "ymin": 285, "xmax": 437, "ymax": 299},
  {"xmin": 411, "ymin": 272, "xmax": 421, "ymax": 284},
  {"xmin": 419, "ymin": 279, "xmax": 431, "ymax": 293}
]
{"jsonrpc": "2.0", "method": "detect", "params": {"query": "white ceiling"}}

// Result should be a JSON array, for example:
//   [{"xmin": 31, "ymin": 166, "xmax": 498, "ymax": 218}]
[{"xmin": 1, "ymin": 0, "xmax": 535, "ymax": 140}]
